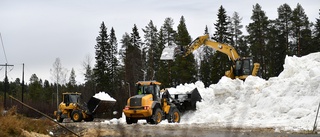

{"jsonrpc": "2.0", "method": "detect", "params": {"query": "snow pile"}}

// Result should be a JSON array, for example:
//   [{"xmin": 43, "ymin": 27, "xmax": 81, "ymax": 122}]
[
  {"xmin": 110, "ymin": 52, "xmax": 320, "ymax": 132},
  {"xmin": 170, "ymin": 52, "xmax": 320, "ymax": 131},
  {"xmin": 93, "ymin": 91, "xmax": 116, "ymax": 102}
]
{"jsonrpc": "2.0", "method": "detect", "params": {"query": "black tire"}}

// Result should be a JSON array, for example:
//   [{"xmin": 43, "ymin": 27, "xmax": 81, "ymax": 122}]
[
  {"xmin": 146, "ymin": 118, "xmax": 151, "ymax": 123},
  {"xmin": 126, "ymin": 117, "xmax": 138, "ymax": 124},
  {"xmin": 150, "ymin": 108, "xmax": 162, "ymax": 124},
  {"xmin": 132, "ymin": 118, "xmax": 138, "ymax": 123},
  {"xmin": 126, "ymin": 117, "xmax": 132, "ymax": 124},
  {"xmin": 84, "ymin": 115, "xmax": 94, "ymax": 122},
  {"xmin": 71, "ymin": 110, "xmax": 83, "ymax": 122},
  {"xmin": 168, "ymin": 108, "xmax": 181, "ymax": 123},
  {"xmin": 56, "ymin": 112, "xmax": 64, "ymax": 123}
]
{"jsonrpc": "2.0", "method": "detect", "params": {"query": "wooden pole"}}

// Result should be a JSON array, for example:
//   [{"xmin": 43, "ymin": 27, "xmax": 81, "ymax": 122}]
[{"xmin": 9, "ymin": 95, "xmax": 80, "ymax": 137}]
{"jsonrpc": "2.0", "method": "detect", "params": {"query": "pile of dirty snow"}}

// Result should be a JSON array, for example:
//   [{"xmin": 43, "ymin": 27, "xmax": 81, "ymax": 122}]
[
  {"xmin": 176, "ymin": 52, "xmax": 320, "ymax": 131},
  {"xmin": 107, "ymin": 52, "xmax": 320, "ymax": 132},
  {"xmin": 93, "ymin": 91, "xmax": 116, "ymax": 102}
]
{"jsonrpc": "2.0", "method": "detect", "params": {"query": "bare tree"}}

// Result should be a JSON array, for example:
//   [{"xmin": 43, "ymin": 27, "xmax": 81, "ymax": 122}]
[{"xmin": 50, "ymin": 57, "xmax": 67, "ymax": 109}]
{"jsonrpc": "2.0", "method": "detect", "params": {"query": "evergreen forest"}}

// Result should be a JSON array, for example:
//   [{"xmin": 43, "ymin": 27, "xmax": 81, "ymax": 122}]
[{"xmin": 1, "ymin": 4, "xmax": 319, "ymax": 118}]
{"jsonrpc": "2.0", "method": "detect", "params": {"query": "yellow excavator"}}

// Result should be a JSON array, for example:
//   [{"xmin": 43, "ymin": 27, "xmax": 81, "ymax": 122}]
[{"xmin": 161, "ymin": 34, "xmax": 260, "ymax": 80}]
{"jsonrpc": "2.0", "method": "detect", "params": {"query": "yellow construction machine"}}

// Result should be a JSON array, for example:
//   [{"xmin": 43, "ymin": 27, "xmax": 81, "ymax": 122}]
[
  {"xmin": 54, "ymin": 92, "xmax": 115, "ymax": 122},
  {"xmin": 161, "ymin": 34, "xmax": 260, "ymax": 80},
  {"xmin": 123, "ymin": 81, "xmax": 202, "ymax": 124}
]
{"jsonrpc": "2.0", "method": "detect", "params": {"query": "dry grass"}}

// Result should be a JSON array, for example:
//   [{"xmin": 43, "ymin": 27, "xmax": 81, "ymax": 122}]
[{"xmin": 0, "ymin": 106, "xmax": 55, "ymax": 137}]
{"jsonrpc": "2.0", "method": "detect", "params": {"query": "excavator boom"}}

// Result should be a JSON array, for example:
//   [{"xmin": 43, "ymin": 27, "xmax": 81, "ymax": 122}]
[{"xmin": 183, "ymin": 34, "xmax": 240, "ymax": 62}]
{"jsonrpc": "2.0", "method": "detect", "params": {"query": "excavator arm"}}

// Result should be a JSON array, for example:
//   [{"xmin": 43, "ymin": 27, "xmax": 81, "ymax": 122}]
[{"xmin": 182, "ymin": 34, "xmax": 240, "ymax": 62}]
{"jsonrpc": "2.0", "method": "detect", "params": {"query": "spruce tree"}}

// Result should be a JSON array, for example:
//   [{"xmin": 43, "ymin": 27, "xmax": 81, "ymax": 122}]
[
  {"xmin": 237, "ymin": 36, "xmax": 250, "ymax": 57},
  {"xmin": 172, "ymin": 16, "xmax": 196, "ymax": 85},
  {"xmin": 67, "ymin": 68, "xmax": 76, "ymax": 91},
  {"xmin": 212, "ymin": 5, "xmax": 232, "ymax": 82},
  {"xmin": 93, "ymin": 22, "xmax": 109, "ymax": 92},
  {"xmin": 313, "ymin": 10, "xmax": 320, "ymax": 52},
  {"xmin": 247, "ymin": 4, "xmax": 269, "ymax": 78},
  {"xmin": 213, "ymin": 6, "xmax": 232, "ymax": 43},
  {"xmin": 121, "ymin": 25, "xmax": 143, "ymax": 96},
  {"xmin": 277, "ymin": 3, "xmax": 293, "ymax": 55},
  {"xmin": 143, "ymin": 20, "xmax": 159, "ymax": 80},
  {"xmin": 291, "ymin": 3, "xmax": 312, "ymax": 56},
  {"xmin": 266, "ymin": 20, "xmax": 286, "ymax": 78},
  {"xmin": 159, "ymin": 17, "xmax": 177, "ymax": 86},
  {"xmin": 155, "ymin": 28, "xmax": 170, "ymax": 87},
  {"xmin": 109, "ymin": 27, "xmax": 120, "ymax": 96},
  {"xmin": 199, "ymin": 26, "xmax": 215, "ymax": 86},
  {"xmin": 231, "ymin": 12, "xmax": 243, "ymax": 49},
  {"xmin": 82, "ymin": 55, "xmax": 95, "ymax": 101},
  {"xmin": 162, "ymin": 17, "xmax": 176, "ymax": 47},
  {"xmin": 120, "ymin": 32, "xmax": 133, "ymax": 97},
  {"xmin": 130, "ymin": 24, "xmax": 143, "ymax": 82}
]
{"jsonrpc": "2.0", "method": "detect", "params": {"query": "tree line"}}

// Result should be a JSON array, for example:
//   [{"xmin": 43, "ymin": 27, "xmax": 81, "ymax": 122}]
[{"xmin": 1, "ymin": 3, "xmax": 319, "ymax": 118}]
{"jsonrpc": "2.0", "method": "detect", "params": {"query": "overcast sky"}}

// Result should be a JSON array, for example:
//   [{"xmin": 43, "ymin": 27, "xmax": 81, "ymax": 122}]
[{"xmin": 0, "ymin": 0, "xmax": 319, "ymax": 84}]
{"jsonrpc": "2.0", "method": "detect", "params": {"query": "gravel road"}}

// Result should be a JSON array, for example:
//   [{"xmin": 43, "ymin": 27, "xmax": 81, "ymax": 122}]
[{"xmin": 52, "ymin": 119, "xmax": 319, "ymax": 137}]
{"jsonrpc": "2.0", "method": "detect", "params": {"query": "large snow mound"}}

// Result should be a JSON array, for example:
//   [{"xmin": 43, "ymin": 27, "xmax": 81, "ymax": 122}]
[{"xmin": 171, "ymin": 52, "xmax": 320, "ymax": 131}]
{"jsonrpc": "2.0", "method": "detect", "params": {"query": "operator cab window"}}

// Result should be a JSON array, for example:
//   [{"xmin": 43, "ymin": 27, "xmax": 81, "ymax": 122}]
[
  {"xmin": 235, "ymin": 60, "xmax": 242, "ymax": 76},
  {"xmin": 69, "ymin": 94, "xmax": 79, "ymax": 103},
  {"xmin": 137, "ymin": 85, "xmax": 159, "ymax": 101},
  {"xmin": 137, "ymin": 85, "xmax": 154, "ymax": 95},
  {"xmin": 242, "ymin": 59, "xmax": 251, "ymax": 75},
  {"xmin": 64, "ymin": 94, "xmax": 69, "ymax": 104}
]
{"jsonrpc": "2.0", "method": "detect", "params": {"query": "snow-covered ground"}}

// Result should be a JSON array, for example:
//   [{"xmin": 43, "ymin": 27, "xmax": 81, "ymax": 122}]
[{"xmin": 107, "ymin": 52, "xmax": 320, "ymax": 132}]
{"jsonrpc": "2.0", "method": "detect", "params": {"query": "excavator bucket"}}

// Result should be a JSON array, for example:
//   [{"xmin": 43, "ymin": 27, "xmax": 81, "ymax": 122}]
[
  {"xmin": 87, "ymin": 97, "xmax": 116, "ymax": 115},
  {"xmin": 160, "ymin": 45, "xmax": 178, "ymax": 60},
  {"xmin": 170, "ymin": 88, "xmax": 202, "ymax": 112}
]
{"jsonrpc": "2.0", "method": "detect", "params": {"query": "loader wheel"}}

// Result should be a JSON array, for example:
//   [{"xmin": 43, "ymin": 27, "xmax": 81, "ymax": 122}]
[
  {"xmin": 151, "ymin": 108, "xmax": 162, "ymax": 124},
  {"xmin": 168, "ymin": 108, "xmax": 181, "ymax": 123},
  {"xmin": 84, "ymin": 115, "xmax": 94, "ymax": 122},
  {"xmin": 126, "ymin": 117, "xmax": 138, "ymax": 124},
  {"xmin": 71, "ymin": 110, "xmax": 83, "ymax": 122},
  {"xmin": 56, "ymin": 113, "xmax": 63, "ymax": 123}
]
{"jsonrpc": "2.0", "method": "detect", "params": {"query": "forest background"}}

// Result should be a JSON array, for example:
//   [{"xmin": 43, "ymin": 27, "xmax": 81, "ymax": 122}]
[{"xmin": 1, "ymin": 3, "xmax": 320, "ymax": 118}]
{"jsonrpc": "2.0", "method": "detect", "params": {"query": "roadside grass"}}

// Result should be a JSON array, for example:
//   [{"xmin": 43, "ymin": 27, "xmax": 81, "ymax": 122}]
[{"xmin": 0, "ymin": 106, "xmax": 55, "ymax": 136}]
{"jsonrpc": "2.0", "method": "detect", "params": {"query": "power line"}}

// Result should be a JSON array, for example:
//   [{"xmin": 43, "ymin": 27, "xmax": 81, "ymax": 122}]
[{"xmin": 0, "ymin": 32, "xmax": 9, "ymax": 63}]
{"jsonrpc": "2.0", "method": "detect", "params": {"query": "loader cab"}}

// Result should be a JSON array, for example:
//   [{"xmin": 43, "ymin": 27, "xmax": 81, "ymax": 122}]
[
  {"xmin": 136, "ymin": 81, "xmax": 161, "ymax": 101},
  {"xmin": 63, "ymin": 93, "xmax": 81, "ymax": 106},
  {"xmin": 235, "ymin": 57, "xmax": 254, "ymax": 77}
]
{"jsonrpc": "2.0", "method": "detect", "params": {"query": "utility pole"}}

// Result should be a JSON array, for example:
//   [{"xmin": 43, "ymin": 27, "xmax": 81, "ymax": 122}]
[
  {"xmin": 0, "ymin": 63, "xmax": 14, "ymax": 109},
  {"xmin": 21, "ymin": 63, "xmax": 24, "ymax": 103}
]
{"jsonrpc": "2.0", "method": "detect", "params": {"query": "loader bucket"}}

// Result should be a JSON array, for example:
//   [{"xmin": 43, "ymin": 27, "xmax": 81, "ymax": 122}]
[
  {"xmin": 172, "ymin": 88, "xmax": 202, "ymax": 112},
  {"xmin": 87, "ymin": 97, "xmax": 116, "ymax": 115},
  {"xmin": 87, "ymin": 97, "xmax": 100, "ymax": 114},
  {"xmin": 160, "ymin": 45, "xmax": 178, "ymax": 60}
]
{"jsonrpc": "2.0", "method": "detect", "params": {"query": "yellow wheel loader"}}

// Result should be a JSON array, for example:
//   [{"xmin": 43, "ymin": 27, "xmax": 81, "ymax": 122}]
[
  {"xmin": 123, "ymin": 81, "xmax": 202, "ymax": 124},
  {"xmin": 54, "ymin": 92, "xmax": 115, "ymax": 122}
]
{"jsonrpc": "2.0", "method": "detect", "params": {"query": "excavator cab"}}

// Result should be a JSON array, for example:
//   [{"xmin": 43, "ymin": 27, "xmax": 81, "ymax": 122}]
[
  {"xmin": 235, "ymin": 58, "xmax": 253, "ymax": 76},
  {"xmin": 234, "ymin": 57, "xmax": 260, "ymax": 80}
]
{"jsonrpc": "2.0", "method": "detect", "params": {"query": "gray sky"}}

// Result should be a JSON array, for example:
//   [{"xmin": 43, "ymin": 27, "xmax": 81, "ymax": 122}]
[{"xmin": 0, "ymin": 0, "xmax": 319, "ymax": 84}]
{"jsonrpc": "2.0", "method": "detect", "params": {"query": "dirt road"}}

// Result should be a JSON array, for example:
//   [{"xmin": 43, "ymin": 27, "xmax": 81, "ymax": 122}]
[{"xmin": 52, "ymin": 120, "xmax": 319, "ymax": 137}]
